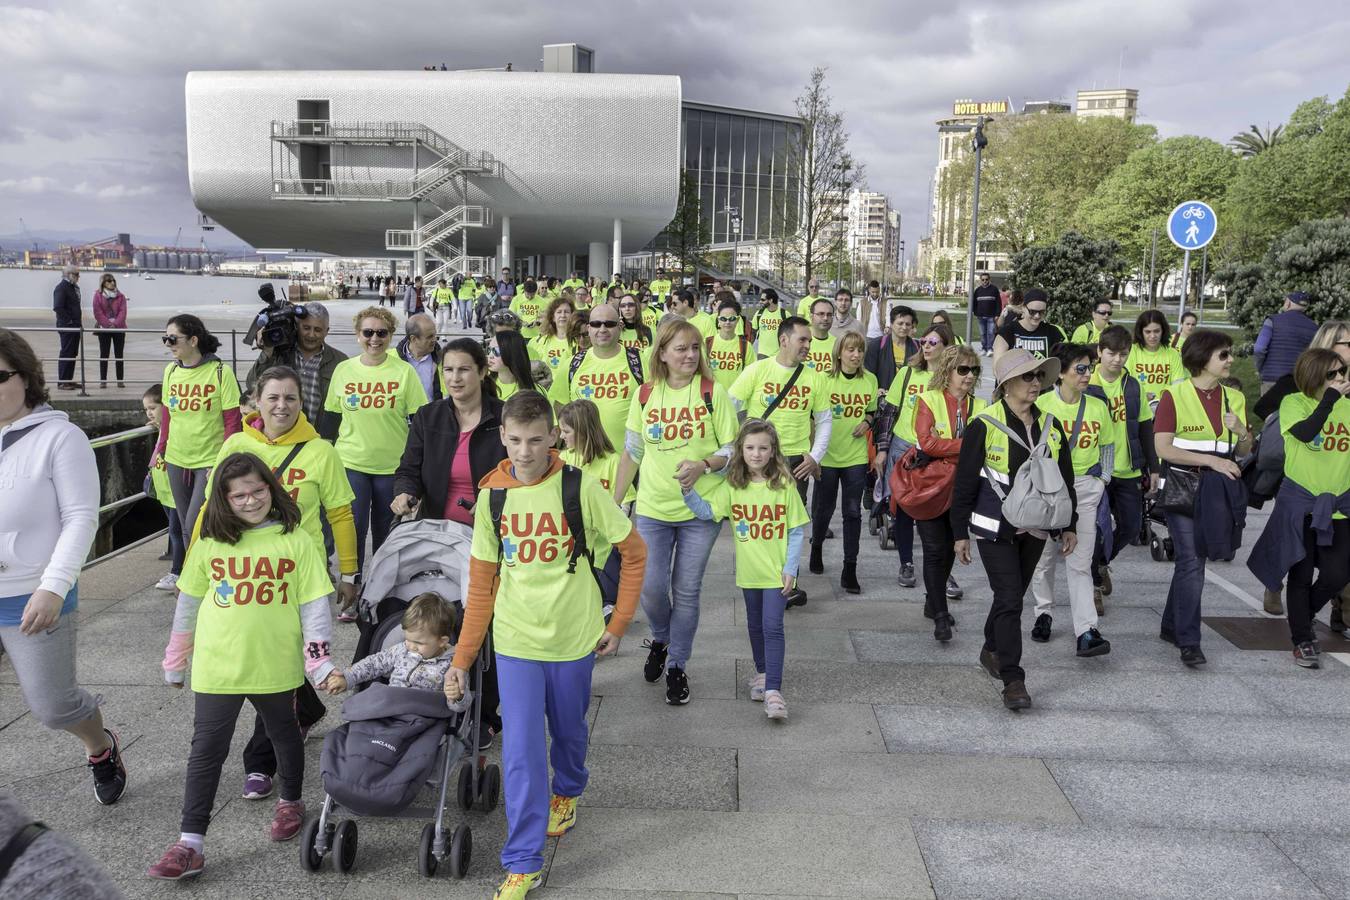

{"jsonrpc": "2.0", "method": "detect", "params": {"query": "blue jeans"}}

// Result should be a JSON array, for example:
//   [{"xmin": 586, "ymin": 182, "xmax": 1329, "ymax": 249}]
[
  {"xmin": 812, "ymin": 464, "xmax": 867, "ymax": 564},
  {"xmin": 346, "ymin": 469, "xmax": 395, "ymax": 576},
  {"xmin": 978, "ymin": 316, "xmax": 996, "ymax": 353},
  {"xmin": 635, "ymin": 515, "xmax": 721, "ymax": 671},
  {"xmin": 497, "ymin": 653, "xmax": 593, "ymax": 874},
  {"xmin": 742, "ymin": 588, "xmax": 788, "ymax": 691},
  {"xmin": 163, "ymin": 504, "xmax": 185, "ymax": 575},
  {"xmin": 881, "ymin": 439, "xmax": 915, "ymax": 566},
  {"xmin": 1162, "ymin": 512, "xmax": 1205, "ymax": 649},
  {"xmin": 456, "ymin": 298, "xmax": 472, "ymax": 328}
]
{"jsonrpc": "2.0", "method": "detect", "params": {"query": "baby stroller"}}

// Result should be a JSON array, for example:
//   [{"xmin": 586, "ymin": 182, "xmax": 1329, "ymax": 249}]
[
  {"xmin": 299, "ymin": 519, "xmax": 501, "ymax": 879},
  {"xmin": 1142, "ymin": 477, "xmax": 1175, "ymax": 562}
]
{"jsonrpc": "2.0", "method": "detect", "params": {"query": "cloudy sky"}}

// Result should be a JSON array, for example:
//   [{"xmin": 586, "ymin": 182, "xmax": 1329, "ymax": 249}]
[{"xmin": 3, "ymin": 0, "xmax": 1348, "ymax": 257}]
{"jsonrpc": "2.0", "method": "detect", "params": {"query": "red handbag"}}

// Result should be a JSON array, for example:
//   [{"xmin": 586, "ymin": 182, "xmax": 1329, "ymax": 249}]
[{"xmin": 890, "ymin": 445, "xmax": 957, "ymax": 520}]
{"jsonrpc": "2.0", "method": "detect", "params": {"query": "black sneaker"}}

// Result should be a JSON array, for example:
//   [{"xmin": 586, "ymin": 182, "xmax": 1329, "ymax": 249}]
[
  {"xmin": 642, "ymin": 640, "xmax": 668, "ymax": 683},
  {"xmin": 808, "ymin": 544, "xmax": 824, "ymax": 575},
  {"xmin": 1293, "ymin": 642, "xmax": 1320, "ymax": 669},
  {"xmin": 665, "ymin": 667, "xmax": 690, "ymax": 705},
  {"xmin": 88, "ymin": 729, "xmax": 127, "ymax": 805},
  {"xmin": 1076, "ymin": 628, "xmax": 1111, "ymax": 657},
  {"xmin": 897, "ymin": 563, "xmax": 916, "ymax": 588},
  {"xmin": 1180, "ymin": 646, "xmax": 1207, "ymax": 668},
  {"xmin": 945, "ymin": 577, "xmax": 963, "ymax": 600},
  {"xmin": 785, "ymin": 587, "xmax": 808, "ymax": 608},
  {"xmin": 1031, "ymin": 613, "xmax": 1052, "ymax": 643},
  {"xmin": 933, "ymin": 613, "xmax": 953, "ymax": 643}
]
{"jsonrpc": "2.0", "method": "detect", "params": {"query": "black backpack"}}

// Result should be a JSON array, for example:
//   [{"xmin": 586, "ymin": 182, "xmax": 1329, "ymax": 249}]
[
  {"xmin": 568, "ymin": 347, "xmax": 644, "ymax": 388},
  {"xmin": 488, "ymin": 465, "xmax": 619, "ymax": 610}
]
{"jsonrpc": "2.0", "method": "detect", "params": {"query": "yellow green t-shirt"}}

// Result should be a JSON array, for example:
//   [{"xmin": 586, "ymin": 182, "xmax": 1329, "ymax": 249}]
[
  {"xmin": 1089, "ymin": 369, "xmax": 1153, "ymax": 478},
  {"xmin": 208, "ymin": 435, "xmax": 355, "ymax": 556},
  {"xmin": 561, "ymin": 448, "xmax": 635, "ymax": 505},
  {"xmin": 497, "ymin": 378, "xmax": 522, "ymax": 403},
  {"xmin": 529, "ymin": 335, "xmax": 572, "ymax": 374},
  {"xmin": 510, "ymin": 293, "xmax": 547, "ymax": 337},
  {"xmin": 641, "ymin": 305, "xmax": 661, "ymax": 330},
  {"xmin": 1281, "ymin": 392, "xmax": 1350, "ymax": 518},
  {"xmin": 807, "ymin": 334, "xmax": 836, "ymax": 375},
  {"xmin": 753, "ymin": 305, "xmax": 785, "ymax": 353},
  {"xmin": 324, "ymin": 355, "xmax": 428, "ymax": 475},
  {"xmin": 177, "ymin": 523, "xmax": 333, "ymax": 694},
  {"xmin": 621, "ymin": 327, "xmax": 651, "ymax": 353},
  {"xmin": 1070, "ymin": 322, "xmax": 1103, "ymax": 345},
  {"xmin": 162, "ymin": 360, "xmax": 242, "ymax": 469},
  {"xmin": 797, "ymin": 294, "xmax": 826, "ymax": 317},
  {"xmin": 150, "ymin": 455, "xmax": 175, "ymax": 508},
  {"xmin": 1127, "ymin": 345, "xmax": 1186, "ymax": 402},
  {"xmin": 688, "ymin": 311, "xmax": 716, "ymax": 340},
  {"xmin": 706, "ymin": 334, "xmax": 751, "ymax": 391},
  {"xmin": 1035, "ymin": 389, "xmax": 1114, "ymax": 476},
  {"xmin": 729, "ymin": 358, "xmax": 830, "ymax": 456},
  {"xmin": 625, "ymin": 379, "xmax": 739, "ymax": 521},
  {"xmin": 822, "ymin": 370, "xmax": 879, "ymax": 468},
  {"xmin": 702, "ymin": 479, "xmax": 810, "ymax": 589},
  {"xmin": 470, "ymin": 468, "xmax": 633, "ymax": 660},
  {"xmin": 883, "ymin": 366, "xmax": 933, "ymax": 444},
  {"xmin": 548, "ymin": 348, "xmax": 645, "ymax": 452}
]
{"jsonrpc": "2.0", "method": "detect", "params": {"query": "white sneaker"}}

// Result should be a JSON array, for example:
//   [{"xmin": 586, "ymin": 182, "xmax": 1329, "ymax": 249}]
[
  {"xmin": 748, "ymin": 672, "xmax": 766, "ymax": 702},
  {"xmin": 764, "ymin": 690, "xmax": 788, "ymax": 720},
  {"xmin": 155, "ymin": 573, "xmax": 179, "ymax": 592}
]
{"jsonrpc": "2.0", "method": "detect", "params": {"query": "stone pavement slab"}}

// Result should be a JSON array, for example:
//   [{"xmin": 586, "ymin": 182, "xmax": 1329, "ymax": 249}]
[
  {"xmin": 584, "ymin": 744, "xmax": 738, "ymax": 812},
  {"xmin": 735, "ymin": 658, "xmax": 997, "ymax": 707},
  {"xmin": 1266, "ymin": 833, "xmax": 1350, "ymax": 900},
  {"xmin": 913, "ymin": 821, "xmax": 1322, "ymax": 900}
]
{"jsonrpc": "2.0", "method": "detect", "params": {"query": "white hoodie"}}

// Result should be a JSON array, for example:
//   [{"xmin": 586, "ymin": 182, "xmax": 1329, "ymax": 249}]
[{"xmin": 0, "ymin": 405, "xmax": 99, "ymax": 599}]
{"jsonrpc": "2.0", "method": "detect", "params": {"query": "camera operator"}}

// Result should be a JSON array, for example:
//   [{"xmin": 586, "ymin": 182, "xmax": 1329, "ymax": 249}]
[{"xmin": 245, "ymin": 285, "xmax": 346, "ymax": 441}]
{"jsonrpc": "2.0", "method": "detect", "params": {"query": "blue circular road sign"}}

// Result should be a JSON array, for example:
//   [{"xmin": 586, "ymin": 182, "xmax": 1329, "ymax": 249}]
[{"xmin": 1167, "ymin": 201, "xmax": 1217, "ymax": 251}]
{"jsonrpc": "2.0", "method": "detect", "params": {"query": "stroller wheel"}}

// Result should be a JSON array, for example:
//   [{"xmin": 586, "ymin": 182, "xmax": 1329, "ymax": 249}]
[
  {"xmin": 867, "ymin": 509, "xmax": 880, "ymax": 536},
  {"xmin": 1164, "ymin": 538, "xmax": 1175, "ymax": 561},
  {"xmin": 456, "ymin": 763, "xmax": 476, "ymax": 811},
  {"xmin": 298, "ymin": 817, "xmax": 323, "ymax": 872},
  {"xmin": 1149, "ymin": 536, "xmax": 1167, "ymax": 562},
  {"xmin": 477, "ymin": 764, "xmax": 502, "ymax": 813},
  {"xmin": 448, "ymin": 824, "xmax": 472, "ymax": 879},
  {"xmin": 879, "ymin": 516, "xmax": 893, "ymax": 551},
  {"xmin": 418, "ymin": 823, "xmax": 439, "ymax": 878},
  {"xmin": 334, "ymin": 819, "xmax": 358, "ymax": 874}
]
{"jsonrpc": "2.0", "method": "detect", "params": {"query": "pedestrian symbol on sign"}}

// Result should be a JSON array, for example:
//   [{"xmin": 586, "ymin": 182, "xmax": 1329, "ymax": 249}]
[{"xmin": 1166, "ymin": 201, "xmax": 1216, "ymax": 251}]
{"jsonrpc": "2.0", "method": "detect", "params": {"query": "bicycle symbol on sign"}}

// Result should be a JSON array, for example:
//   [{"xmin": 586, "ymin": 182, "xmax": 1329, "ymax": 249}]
[{"xmin": 1181, "ymin": 206, "xmax": 1207, "ymax": 220}]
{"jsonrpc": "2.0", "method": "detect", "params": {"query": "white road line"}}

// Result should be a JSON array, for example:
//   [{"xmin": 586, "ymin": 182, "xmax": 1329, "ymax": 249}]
[{"xmin": 1203, "ymin": 568, "xmax": 1274, "ymax": 616}]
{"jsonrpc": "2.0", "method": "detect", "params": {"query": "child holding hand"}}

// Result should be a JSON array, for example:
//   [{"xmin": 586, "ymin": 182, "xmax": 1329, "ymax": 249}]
[{"xmin": 683, "ymin": 420, "xmax": 808, "ymax": 720}]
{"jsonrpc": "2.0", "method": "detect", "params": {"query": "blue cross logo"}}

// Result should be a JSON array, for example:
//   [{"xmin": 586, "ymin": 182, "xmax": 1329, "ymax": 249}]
[
  {"xmin": 647, "ymin": 423, "xmax": 663, "ymax": 441},
  {"xmin": 549, "ymin": 356, "xmax": 560, "ymax": 368},
  {"xmin": 580, "ymin": 385, "xmax": 595, "ymax": 399},
  {"xmin": 764, "ymin": 394, "xmax": 778, "ymax": 409},
  {"xmin": 806, "ymin": 360, "xmax": 817, "ymax": 369},
  {"xmin": 833, "ymin": 403, "xmax": 845, "ymax": 417},
  {"xmin": 344, "ymin": 393, "xmax": 360, "ymax": 409},
  {"xmin": 168, "ymin": 396, "xmax": 179, "ymax": 409},
  {"xmin": 1312, "ymin": 434, "xmax": 1325, "ymax": 449},
  {"xmin": 735, "ymin": 520, "xmax": 750, "ymax": 540},
  {"xmin": 501, "ymin": 536, "xmax": 519, "ymax": 565},
  {"xmin": 213, "ymin": 580, "xmax": 234, "ymax": 608}
]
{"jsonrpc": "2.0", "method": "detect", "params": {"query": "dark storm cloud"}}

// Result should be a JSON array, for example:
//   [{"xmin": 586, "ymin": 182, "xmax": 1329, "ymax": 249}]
[{"xmin": 3, "ymin": 0, "xmax": 1348, "ymax": 250}]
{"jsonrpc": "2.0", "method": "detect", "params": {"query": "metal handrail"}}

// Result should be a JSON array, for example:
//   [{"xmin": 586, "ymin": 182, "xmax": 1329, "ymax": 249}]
[
  {"xmin": 90, "ymin": 424, "xmax": 155, "ymax": 450},
  {"xmin": 82, "ymin": 415, "xmax": 166, "ymax": 569}
]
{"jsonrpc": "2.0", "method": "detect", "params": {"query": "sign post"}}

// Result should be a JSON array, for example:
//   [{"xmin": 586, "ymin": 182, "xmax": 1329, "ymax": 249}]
[{"xmin": 1166, "ymin": 200, "xmax": 1217, "ymax": 321}]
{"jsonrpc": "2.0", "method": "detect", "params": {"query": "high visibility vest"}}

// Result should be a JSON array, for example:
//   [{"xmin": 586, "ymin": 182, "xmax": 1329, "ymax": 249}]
[
  {"xmin": 1163, "ymin": 382, "xmax": 1243, "ymax": 457},
  {"xmin": 917, "ymin": 389, "xmax": 986, "ymax": 441},
  {"xmin": 969, "ymin": 401, "xmax": 1064, "ymax": 541}
]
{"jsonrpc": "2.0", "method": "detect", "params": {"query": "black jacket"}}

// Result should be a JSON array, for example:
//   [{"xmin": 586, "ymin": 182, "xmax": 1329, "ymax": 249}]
[
  {"xmin": 865, "ymin": 334, "xmax": 918, "ymax": 395},
  {"xmin": 394, "ymin": 396, "xmax": 506, "ymax": 519},
  {"xmin": 53, "ymin": 279, "xmax": 82, "ymax": 327}
]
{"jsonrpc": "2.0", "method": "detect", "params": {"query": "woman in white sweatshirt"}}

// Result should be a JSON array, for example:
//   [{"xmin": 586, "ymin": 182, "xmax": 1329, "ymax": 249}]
[{"xmin": 0, "ymin": 329, "xmax": 127, "ymax": 805}]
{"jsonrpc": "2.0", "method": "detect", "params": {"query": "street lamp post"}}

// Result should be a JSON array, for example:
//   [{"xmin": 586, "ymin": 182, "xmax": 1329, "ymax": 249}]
[{"xmin": 963, "ymin": 117, "xmax": 988, "ymax": 346}]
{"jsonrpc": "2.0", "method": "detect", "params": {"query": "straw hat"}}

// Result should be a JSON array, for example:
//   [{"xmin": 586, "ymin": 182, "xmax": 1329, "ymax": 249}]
[{"xmin": 992, "ymin": 347, "xmax": 1060, "ymax": 399}]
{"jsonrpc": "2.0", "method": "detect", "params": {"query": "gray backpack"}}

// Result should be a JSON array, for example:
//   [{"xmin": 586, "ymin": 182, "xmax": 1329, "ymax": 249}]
[{"xmin": 978, "ymin": 412, "xmax": 1073, "ymax": 533}]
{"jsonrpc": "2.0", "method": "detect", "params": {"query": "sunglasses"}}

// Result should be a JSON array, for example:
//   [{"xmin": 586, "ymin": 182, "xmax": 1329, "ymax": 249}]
[
  {"xmin": 717, "ymin": 316, "xmax": 739, "ymax": 323},
  {"xmin": 0, "ymin": 370, "xmax": 18, "ymax": 384},
  {"xmin": 489, "ymin": 347, "xmax": 501, "ymax": 357},
  {"xmin": 1094, "ymin": 309, "xmax": 1112, "ymax": 317},
  {"xmin": 955, "ymin": 365, "xmax": 981, "ymax": 377},
  {"xmin": 1217, "ymin": 350, "xmax": 1233, "ymax": 361},
  {"xmin": 919, "ymin": 337, "xmax": 944, "ymax": 348},
  {"xmin": 1025, "ymin": 307, "xmax": 1047, "ymax": 318},
  {"xmin": 589, "ymin": 320, "xmax": 619, "ymax": 329},
  {"xmin": 1073, "ymin": 363, "xmax": 1095, "ymax": 375},
  {"xmin": 161, "ymin": 335, "xmax": 180, "ymax": 346},
  {"xmin": 1328, "ymin": 368, "xmax": 1347, "ymax": 380},
  {"xmin": 361, "ymin": 328, "xmax": 390, "ymax": 338},
  {"xmin": 1018, "ymin": 371, "xmax": 1042, "ymax": 383}
]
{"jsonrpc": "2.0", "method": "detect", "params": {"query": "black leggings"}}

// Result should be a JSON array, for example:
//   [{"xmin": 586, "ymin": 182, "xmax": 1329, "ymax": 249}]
[
  {"xmin": 1287, "ymin": 518, "xmax": 1350, "ymax": 646},
  {"xmin": 182, "ymin": 690, "xmax": 302, "ymax": 834},
  {"xmin": 916, "ymin": 514, "xmax": 956, "ymax": 618},
  {"xmin": 241, "ymin": 680, "xmax": 326, "ymax": 777},
  {"xmin": 977, "ymin": 534, "xmax": 1047, "ymax": 685},
  {"xmin": 811, "ymin": 464, "xmax": 867, "ymax": 564},
  {"xmin": 95, "ymin": 331, "xmax": 125, "ymax": 381}
]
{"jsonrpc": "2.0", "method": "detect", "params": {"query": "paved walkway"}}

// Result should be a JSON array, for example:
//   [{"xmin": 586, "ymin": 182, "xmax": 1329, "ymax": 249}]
[{"xmin": 6, "ymin": 482, "xmax": 1350, "ymax": 898}]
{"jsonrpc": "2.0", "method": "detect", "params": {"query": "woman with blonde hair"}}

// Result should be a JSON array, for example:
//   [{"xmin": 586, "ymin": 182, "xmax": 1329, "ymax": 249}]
[{"xmin": 530, "ymin": 295, "xmax": 575, "ymax": 373}]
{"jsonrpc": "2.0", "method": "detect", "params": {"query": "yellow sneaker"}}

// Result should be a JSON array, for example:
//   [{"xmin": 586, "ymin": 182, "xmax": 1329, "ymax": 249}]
[
  {"xmin": 546, "ymin": 794, "xmax": 578, "ymax": 837},
  {"xmin": 493, "ymin": 870, "xmax": 542, "ymax": 899}
]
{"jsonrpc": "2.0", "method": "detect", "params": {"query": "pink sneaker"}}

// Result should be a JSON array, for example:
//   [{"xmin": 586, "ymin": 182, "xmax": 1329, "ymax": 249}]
[
  {"xmin": 146, "ymin": 841, "xmax": 204, "ymax": 880},
  {"xmin": 269, "ymin": 799, "xmax": 305, "ymax": 841}
]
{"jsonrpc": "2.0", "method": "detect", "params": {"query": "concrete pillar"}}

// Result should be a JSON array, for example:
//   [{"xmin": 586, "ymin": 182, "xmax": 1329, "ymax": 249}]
[
  {"xmin": 612, "ymin": 218, "xmax": 623, "ymax": 283},
  {"xmin": 588, "ymin": 241, "xmax": 609, "ymax": 282},
  {"xmin": 412, "ymin": 202, "xmax": 424, "ymax": 277},
  {"xmin": 500, "ymin": 216, "xmax": 512, "ymax": 272}
]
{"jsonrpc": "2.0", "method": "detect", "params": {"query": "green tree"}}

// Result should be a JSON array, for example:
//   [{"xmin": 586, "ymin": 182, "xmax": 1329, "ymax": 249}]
[
  {"xmin": 656, "ymin": 172, "xmax": 711, "ymax": 278},
  {"xmin": 1227, "ymin": 123, "xmax": 1283, "ymax": 157},
  {"xmin": 1076, "ymin": 136, "xmax": 1239, "ymax": 299},
  {"xmin": 1285, "ymin": 95, "xmax": 1334, "ymax": 141},
  {"xmin": 944, "ymin": 113, "xmax": 1156, "ymax": 255},
  {"xmin": 1220, "ymin": 216, "xmax": 1350, "ymax": 335},
  {"xmin": 1009, "ymin": 231, "xmax": 1127, "ymax": 331}
]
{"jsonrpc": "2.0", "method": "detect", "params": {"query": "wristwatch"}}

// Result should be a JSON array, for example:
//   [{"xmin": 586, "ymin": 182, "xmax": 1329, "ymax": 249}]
[
  {"xmin": 703, "ymin": 461, "xmax": 713, "ymax": 476},
  {"xmin": 340, "ymin": 573, "xmax": 358, "ymax": 585}
]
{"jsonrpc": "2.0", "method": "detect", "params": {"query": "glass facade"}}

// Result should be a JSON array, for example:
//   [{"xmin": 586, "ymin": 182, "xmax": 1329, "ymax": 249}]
[{"xmin": 680, "ymin": 104, "xmax": 803, "ymax": 245}]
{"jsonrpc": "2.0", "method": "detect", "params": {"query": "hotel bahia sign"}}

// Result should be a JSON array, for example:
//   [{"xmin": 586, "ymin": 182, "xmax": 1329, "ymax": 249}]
[{"xmin": 952, "ymin": 99, "xmax": 1009, "ymax": 116}]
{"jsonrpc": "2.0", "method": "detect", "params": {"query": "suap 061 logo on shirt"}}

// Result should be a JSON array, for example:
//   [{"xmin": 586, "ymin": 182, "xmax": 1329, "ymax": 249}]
[
  {"xmin": 343, "ymin": 379, "xmax": 401, "ymax": 410},
  {"xmin": 497, "ymin": 511, "xmax": 577, "ymax": 568},
  {"xmin": 643, "ymin": 404, "xmax": 710, "ymax": 445},
  {"xmin": 830, "ymin": 390, "xmax": 869, "ymax": 420},
  {"xmin": 758, "ymin": 380, "xmax": 812, "ymax": 411},
  {"xmin": 577, "ymin": 371, "xmax": 633, "ymax": 401},
  {"xmin": 168, "ymin": 381, "xmax": 216, "ymax": 412},
  {"xmin": 732, "ymin": 503, "xmax": 787, "ymax": 541},
  {"xmin": 1312, "ymin": 421, "xmax": 1350, "ymax": 452},
  {"xmin": 1053, "ymin": 416, "xmax": 1102, "ymax": 449},
  {"xmin": 208, "ymin": 555, "xmax": 298, "ymax": 607}
]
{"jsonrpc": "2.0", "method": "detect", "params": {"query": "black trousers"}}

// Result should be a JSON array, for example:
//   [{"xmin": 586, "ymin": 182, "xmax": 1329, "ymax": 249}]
[
  {"xmin": 241, "ymin": 679, "xmax": 326, "ymax": 776},
  {"xmin": 785, "ymin": 455, "xmax": 811, "ymax": 505},
  {"xmin": 916, "ymin": 514, "xmax": 956, "ymax": 618},
  {"xmin": 1287, "ymin": 518, "xmax": 1350, "ymax": 646},
  {"xmin": 95, "ymin": 330, "xmax": 125, "ymax": 381},
  {"xmin": 183, "ymin": 690, "xmax": 302, "ymax": 834},
  {"xmin": 977, "ymin": 534, "xmax": 1046, "ymax": 685},
  {"xmin": 57, "ymin": 329, "xmax": 80, "ymax": 383},
  {"xmin": 812, "ymin": 464, "xmax": 867, "ymax": 565}
]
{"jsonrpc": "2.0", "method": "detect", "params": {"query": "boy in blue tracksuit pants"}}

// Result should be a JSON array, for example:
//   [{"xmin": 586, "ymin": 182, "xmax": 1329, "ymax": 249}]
[{"xmin": 446, "ymin": 391, "xmax": 647, "ymax": 899}]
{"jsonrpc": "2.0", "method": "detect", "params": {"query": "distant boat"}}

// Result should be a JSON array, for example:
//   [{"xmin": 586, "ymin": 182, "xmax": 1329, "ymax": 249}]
[{"xmin": 142, "ymin": 272, "xmax": 156, "ymax": 280}]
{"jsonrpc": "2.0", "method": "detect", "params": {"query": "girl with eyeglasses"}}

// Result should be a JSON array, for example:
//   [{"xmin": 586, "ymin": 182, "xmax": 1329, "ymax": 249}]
[
  {"xmin": 1029, "ymin": 343, "xmax": 1115, "ymax": 657},
  {"xmin": 706, "ymin": 297, "xmax": 753, "ymax": 392},
  {"xmin": 875, "ymin": 323, "xmax": 954, "ymax": 591},
  {"xmin": 154, "ymin": 314, "xmax": 243, "ymax": 554},
  {"xmin": 488, "ymin": 330, "xmax": 539, "ymax": 402},
  {"xmin": 910, "ymin": 345, "xmax": 986, "ymax": 640},
  {"xmin": 1249, "ymin": 348, "xmax": 1350, "ymax": 669},
  {"xmin": 323, "ymin": 307, "xmax": 428, "ymax": 580},
  {"xmin": 1128, "ymin": 310, "xmax": 1186, "ymax": 404},
  {"xmin": 92, "ymin": 274, "xmax": 128, "ymax": 388},
  {"xmin": 992, "ymin": 288, "xmax": 1064, "ymax": 363},
  {"xmin": 1152, "ymin": 329, "xmax": 1252, "ymax": 668}
]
